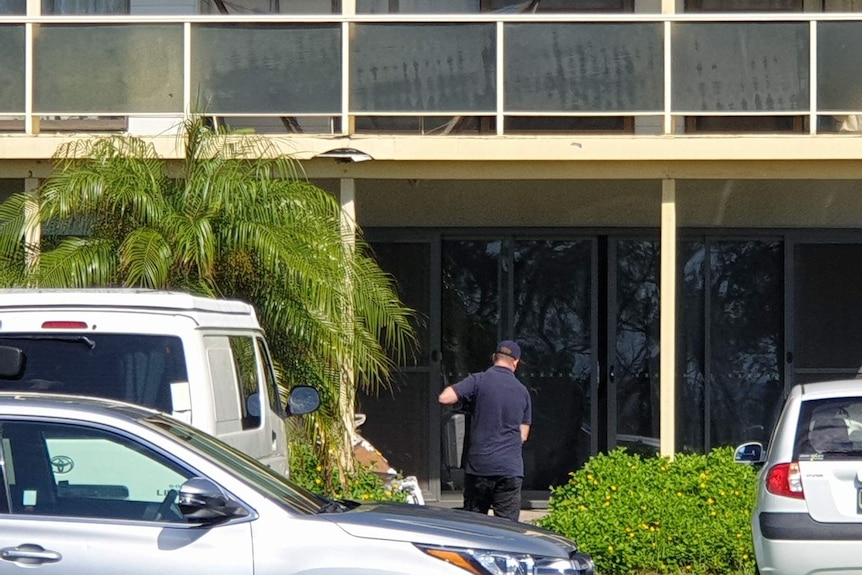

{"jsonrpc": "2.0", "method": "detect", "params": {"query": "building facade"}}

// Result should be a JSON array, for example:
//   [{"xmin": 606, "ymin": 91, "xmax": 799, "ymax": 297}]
[{"xmin": 3, "ymin": 0, "xmax": 862, "ymax": 503}]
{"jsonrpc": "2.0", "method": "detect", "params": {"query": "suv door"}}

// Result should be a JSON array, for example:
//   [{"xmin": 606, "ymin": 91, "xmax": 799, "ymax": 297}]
[{"xmin": 0, "ymin": 420, "xmax": 253, "ymax": 574}]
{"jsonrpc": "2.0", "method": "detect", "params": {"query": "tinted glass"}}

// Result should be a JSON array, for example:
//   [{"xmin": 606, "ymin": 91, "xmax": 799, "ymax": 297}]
[
  {"xmin": 672, "ymin": 22, "xmax": 809, "ymax": 112},
  {"xmin": 0, "ymin": 334, "xmax": 187, "ymax": 413},
  {"xmin": 514, "ymin": 239, "xmax": 593, "ymax": 490},
  {"xmin": 505, "ymin": 23, "xmax": 663, "ymax": 113},
  {"xmin": 192, "ymin": 24, "xmax": 341, "ymax": 114},
  {"xmin": 34, "ymin": 24, "xmax": 183, "ymax": 114},
  {"xmin": 817, "ymin": 22, "xmax": 862, "ymax": 111},
  {"xmin": 351, "ymin": 24, "xmax": 496, "ymax": 113},
  {"xmin": 794, "ymin": 398, "xmax": 862, "ymax": 459},
  {"xmin": 0, "ymin": 25, "xmax": 24, "ymax": 113}
]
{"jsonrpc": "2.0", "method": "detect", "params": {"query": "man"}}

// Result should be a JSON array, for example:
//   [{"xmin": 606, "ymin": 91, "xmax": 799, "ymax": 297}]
[{"xmin": 438, "ymin": 340, "xmax": 532, "ymax": 522}]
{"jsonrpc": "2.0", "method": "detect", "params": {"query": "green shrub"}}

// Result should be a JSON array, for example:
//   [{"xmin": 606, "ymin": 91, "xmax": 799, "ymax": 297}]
[
  {"xmin": 289, "ymin": 440, "xmax": 408, "ymax": 503},
  {"xmin": 537, "ymin": 447, "xmax": 757, "ymax": 575}
]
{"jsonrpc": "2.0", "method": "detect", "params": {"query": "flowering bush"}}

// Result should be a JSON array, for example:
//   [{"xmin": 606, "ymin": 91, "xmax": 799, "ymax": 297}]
[
  {"xmin": 538, "ymin": 447, "xmax": 758, "ymax": 575},
  {"xmin": 289, "ymin": 440, "xmax": 408, "ymax": 503}
]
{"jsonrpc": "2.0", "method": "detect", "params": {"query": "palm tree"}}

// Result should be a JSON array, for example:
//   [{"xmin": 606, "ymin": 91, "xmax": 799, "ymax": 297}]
[{"xmin": 0, "ymin": 116, "xmax": 416, "ymax": 490}]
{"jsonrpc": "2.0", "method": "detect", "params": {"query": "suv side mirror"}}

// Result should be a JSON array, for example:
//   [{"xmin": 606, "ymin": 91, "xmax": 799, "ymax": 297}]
[
  {"xmin": 734, "ymin": 442, "xmax": 766, "ymax": 465},
  {"xmin": 178, "ymin": 477, "xmax": 248, "ymax": 523}
]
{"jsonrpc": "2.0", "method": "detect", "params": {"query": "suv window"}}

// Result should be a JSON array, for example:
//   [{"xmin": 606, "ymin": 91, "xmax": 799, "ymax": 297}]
[
  {"xmin": 794, "ymin": 398, "xmax": 862, "ymax": 459},
  {"xmin": 0, "ymin": 420, "xmax": 192, "ymax": 522},
  {"xmin": 0, "ymin": 334, "xmax": 187, "ymax": 413}
]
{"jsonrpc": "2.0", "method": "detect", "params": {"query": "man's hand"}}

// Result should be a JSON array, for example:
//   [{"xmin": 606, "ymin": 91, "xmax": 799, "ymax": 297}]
[{"xmin": 439, "ymin": 386, "xmax": 459, "ymax": 405}]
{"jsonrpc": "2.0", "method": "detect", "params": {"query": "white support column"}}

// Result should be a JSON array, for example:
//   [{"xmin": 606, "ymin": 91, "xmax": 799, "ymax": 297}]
[
  {"xmin": 338, "ymin": 177, "xmax": 357, "ymax": 471},
  {"xmin": 23, "ymin": 177, "xmax": 41, "ymax": 276},
  {"xmin": 24, "ymin": 0, "xmax": 39, "ymax": 135},
  {"xmin": 660, "ymin": 179, "xmax": 677, "ymax": 459}
]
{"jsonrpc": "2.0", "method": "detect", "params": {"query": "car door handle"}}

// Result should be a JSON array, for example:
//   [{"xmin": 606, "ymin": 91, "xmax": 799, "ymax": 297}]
[{"xmin": 1, "ymin": 544, "xmax": 62, "ymax": 565}]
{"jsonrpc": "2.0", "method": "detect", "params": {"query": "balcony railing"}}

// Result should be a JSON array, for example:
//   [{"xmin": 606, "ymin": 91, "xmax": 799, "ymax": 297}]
[{"xmin": 1, "ymin": 12, "xmax": 862, "ymax": 135}]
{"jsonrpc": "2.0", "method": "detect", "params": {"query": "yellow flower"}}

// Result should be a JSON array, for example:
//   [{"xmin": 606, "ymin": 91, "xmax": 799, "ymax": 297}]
[
  {"xmin": 316, "ymin": 465, "xmax": 323, "ymax": 472},
  {"xmin": 611, "ymin": 485, "xmax": 617, "ymax": 491},
  {"xmin": 743, "ymin": 554, "xmax": 750, "ymax": 560},
  {"xmin": 608, "ymin": 546, "xmax": 614, "ymax": 552},
  {"xmin": 708, "ymin": 498, "xmax": 715, "ymax": 505},
  {"xmin": 315, "ymin": 478, "xmax": 322, "ymax": 485}
]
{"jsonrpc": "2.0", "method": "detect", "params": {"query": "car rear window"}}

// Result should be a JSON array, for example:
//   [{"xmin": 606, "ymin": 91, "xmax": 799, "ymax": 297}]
[
  {"xmin": 794, "ymin": 397, "xmax": 862, "ymax": 460},
  {"xmin": 0, "ymin": 334, "xmax": 187, "ymax": 413}
]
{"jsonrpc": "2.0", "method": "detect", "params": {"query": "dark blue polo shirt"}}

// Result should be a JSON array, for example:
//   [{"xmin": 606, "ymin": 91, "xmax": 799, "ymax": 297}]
[{"xmin": 452, "ymin": 365, "xmax": 532, "ymax": 477}]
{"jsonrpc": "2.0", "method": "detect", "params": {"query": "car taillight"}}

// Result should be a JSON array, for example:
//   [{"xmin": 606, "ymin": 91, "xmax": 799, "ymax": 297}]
[{"xmin": 765, "ymin": 462, "xmax": 804, "ymax": 499}]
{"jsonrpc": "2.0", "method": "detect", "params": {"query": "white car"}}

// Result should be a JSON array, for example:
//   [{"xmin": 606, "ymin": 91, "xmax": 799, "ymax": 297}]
[
  {"xmin": 0, "ymin": 350, "xmax": 594, "ymax": 575},
  {"xmin": 735, "ymin": 380, "xmax": 862, "ymax": 575}
]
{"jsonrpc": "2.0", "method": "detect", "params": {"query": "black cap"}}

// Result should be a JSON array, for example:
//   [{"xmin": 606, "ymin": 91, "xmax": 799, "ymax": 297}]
[{"xmin": 495, "ymin": 340, "xmax": 521, "ymax": 360}]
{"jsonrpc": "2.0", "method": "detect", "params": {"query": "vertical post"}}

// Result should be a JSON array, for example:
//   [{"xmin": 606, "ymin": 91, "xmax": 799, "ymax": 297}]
[
  {"xmin": 338, "ymin": 178, "xmax": 357, "ymax": 475},
  {"xmin": 496, "ymin": 21, "xmax": 504, "ymax": 136},
  {"xmin": 25, "ymin": 0, "xmax": 41, "ymax": 135},
  {"xmin": 341, "ymin": 0, "xmax": 355, "ymax": 135},
  {"xmin": 23, "ymin": 177, "xmax": 41, "ymax": 278},
  {"xmin": 660, "ymin": 179, "xmax": 677, "ymax": 458}
]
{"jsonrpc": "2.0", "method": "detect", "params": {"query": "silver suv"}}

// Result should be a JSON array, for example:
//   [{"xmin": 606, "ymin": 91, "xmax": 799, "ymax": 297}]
[{"xmin": 735, "ymin": 380, "xmax": 862, "ymax": 575}]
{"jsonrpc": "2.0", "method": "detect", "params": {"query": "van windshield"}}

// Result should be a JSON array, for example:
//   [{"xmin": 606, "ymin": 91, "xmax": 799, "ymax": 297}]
[{"xmin": 0, "ymin": 334, "xmax": 187, "ymax": 413}]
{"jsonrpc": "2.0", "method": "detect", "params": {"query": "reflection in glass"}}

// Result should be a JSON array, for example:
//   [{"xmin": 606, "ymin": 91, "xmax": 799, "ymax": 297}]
[
  {"xmin": 672, "ymin": 22, "xmax": 809, "ymax": 112},
  {"xmin": 708, "ymin": 241, "xmax": 783, "ymax": 448},
  {"xmin": 192, "ymin": 24, "xmax": 340, "ymax": 115},
  {"xmin": 0, "ymin": 25, "xmax": 24, "ymax": 113},
  {"xmin": 34, "ymin": 25, "xmax": 183, "ymax": 113},
  {"xmin": 679, "ymin": 241, "xmax": 705, "ymax": 452},
  {"xmin": 680, "ymin": 240, "xmax": 783, "ymax": 451},
  {"xmin": 441, "ymin": 239, "xmax": 501, "ymax": 492},
  {"xmin": 357, "ymin": 0, "xmax": 476, "ymax": 12},
  {"xmin": 0, "ymin": 0, "xmax": 24, "ymax": 14},
  {"xmin": 199, "ymin": 0, "xmax": 337, "ymax": 13},
  {"xmin": 351, "ymin": 24, "xmax": 496, "ymax": 113},
  {"xmin": 442, "ymin": 240, "xmax": 501, "ymax": 382},
  {"xmin": 818, "ymin": 23, "xmax": 862, "ymax": 115},
  {"xmin": 614, "ymin": 240, "xmax": 660, "ymax": 453},
  {"xmin": 42, "ymin": 0, "xmax": 127, "ymax": 13},
  {"xmin": 505, "ymin": 23, "xmax": 663, "ymax": 113},
  {"xmin": 514, "ymin": 240, "xmax": 592, "ymax": 491}
]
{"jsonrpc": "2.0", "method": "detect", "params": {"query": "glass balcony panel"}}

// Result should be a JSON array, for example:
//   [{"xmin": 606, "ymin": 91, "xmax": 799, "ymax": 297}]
[
  {"xmin": 200, "ymin": 0, "xmax": 338, "ymax": 14},
  {"xmin": 192, "ymin": 24, "xmax": 341, "ymax": 115},
  {"xmin": 485, "ymin": 0, "xmax": 633, "ymax": 11},
  {"xmin": 0, "ymin": 25, "xmax": 24, "ymax": 113},
  {"xmin": 817, "ymin": 22, "xmax": 862, "ymax": 113},
  {"xmin": 505, "ymin": 23, "xmax": 663, "ymax": 113},
  {"xmin": 823, "ymin": 0, "xmax": 862, "ymax": 10},
  {"xmin": 684, "ymin": 0, "xmax": 802, "ymax": 10},
  {"xmin": 357, "ymin": 0, "xmax": 477, "ymax": 13},
  {"xmin": 672, "ymin": 22, "xmax": 809, "ymax": 112},
  {"xmin": 0, "ymin": 0, "xmax": 24, "ymax": 14},
  {"xmin": 42, "ymin": 0, "xmax": 128, "ymax": 13},
  {"xmin": 351, "ymin": 23, "xmax": 496, "ymax": 113},
  {"xmin": 35, "ymin": 24, "xmax": 182, "ymax": 114}
]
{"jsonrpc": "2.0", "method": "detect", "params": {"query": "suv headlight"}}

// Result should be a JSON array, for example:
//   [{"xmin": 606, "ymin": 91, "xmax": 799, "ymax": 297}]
[{"xmin": 416, "ymin": 544, "xmax": 595, "ymax": 575}]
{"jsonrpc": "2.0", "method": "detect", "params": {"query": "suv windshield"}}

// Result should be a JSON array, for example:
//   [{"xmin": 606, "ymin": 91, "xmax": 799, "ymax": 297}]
[
  {"xmin": 794, "ymin": 397, "xmax": 862, "ymax": 459},
  {"xmin": 0, "ymin": 334, "xmax": 187, "ymax": 412}
]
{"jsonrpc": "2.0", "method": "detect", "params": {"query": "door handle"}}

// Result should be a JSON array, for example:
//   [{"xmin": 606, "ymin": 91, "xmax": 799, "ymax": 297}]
[{"xmin": 1, "ymin": 544, "xmax": 62, "ymax": 565}]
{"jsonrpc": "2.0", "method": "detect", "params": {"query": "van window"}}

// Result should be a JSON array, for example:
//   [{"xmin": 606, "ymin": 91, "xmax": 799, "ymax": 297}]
[
  {"xmin": 256, "ymin": 337, "xmax": 284, "ymax": 416},
  {"xmin": 0, "ymin": 334, "xmax": 186, "ymax": 413},
  {"xmin": 230, "ymin": 336, "xmax": 262, "ymax": 430}
]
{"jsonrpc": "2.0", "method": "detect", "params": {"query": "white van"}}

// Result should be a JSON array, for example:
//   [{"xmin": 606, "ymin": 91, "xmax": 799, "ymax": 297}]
[{"xmin": 0, "ymin": 288, "xmax": 318, "ymax": 476}]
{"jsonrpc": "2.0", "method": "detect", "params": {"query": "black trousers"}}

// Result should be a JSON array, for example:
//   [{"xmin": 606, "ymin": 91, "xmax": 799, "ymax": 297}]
[{"xmin": 463, "ymin": 474, "xmax": 522, "ymax": 522}]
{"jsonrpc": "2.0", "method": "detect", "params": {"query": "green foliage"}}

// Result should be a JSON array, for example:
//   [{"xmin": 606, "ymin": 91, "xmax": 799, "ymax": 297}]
[
  {"xmin": 0, "ymin": 116, "xmax": 418, "ymax": 492},
  {"xmin": 289, "ymin": 440, "xmax": 407, "ymax": 503},
  {"xmin": 538, "ymin": 447, "xmax": 758, "ymax": 575}
]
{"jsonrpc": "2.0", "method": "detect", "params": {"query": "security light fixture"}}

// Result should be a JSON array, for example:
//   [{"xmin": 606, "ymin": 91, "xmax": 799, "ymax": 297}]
[{"xmin": 315, "ymin": 148, "xmax": 374, "ymax": 163}]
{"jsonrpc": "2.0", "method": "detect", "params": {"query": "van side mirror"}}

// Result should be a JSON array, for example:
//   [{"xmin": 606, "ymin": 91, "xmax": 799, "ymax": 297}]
[
  {"xmin": 0, "ymin": 346, "xmax": 24, "ymax": 379},
  {"xmin": 287, "ymin": 385, "xmax": 320, "ymax": 416},
  {"xmin": 734, "ymin": 442, "xmax": 765, "ymax": 465}
]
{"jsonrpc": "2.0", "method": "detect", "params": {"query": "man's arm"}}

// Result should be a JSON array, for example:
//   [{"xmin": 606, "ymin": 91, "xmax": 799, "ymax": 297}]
[
  {"xmin": 438, "ymin": 386, "xmax": 459, "ymax": 405},
  {"xmin": 520, "ymin": 424, "xmax": 530, "ymax": 443}
]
